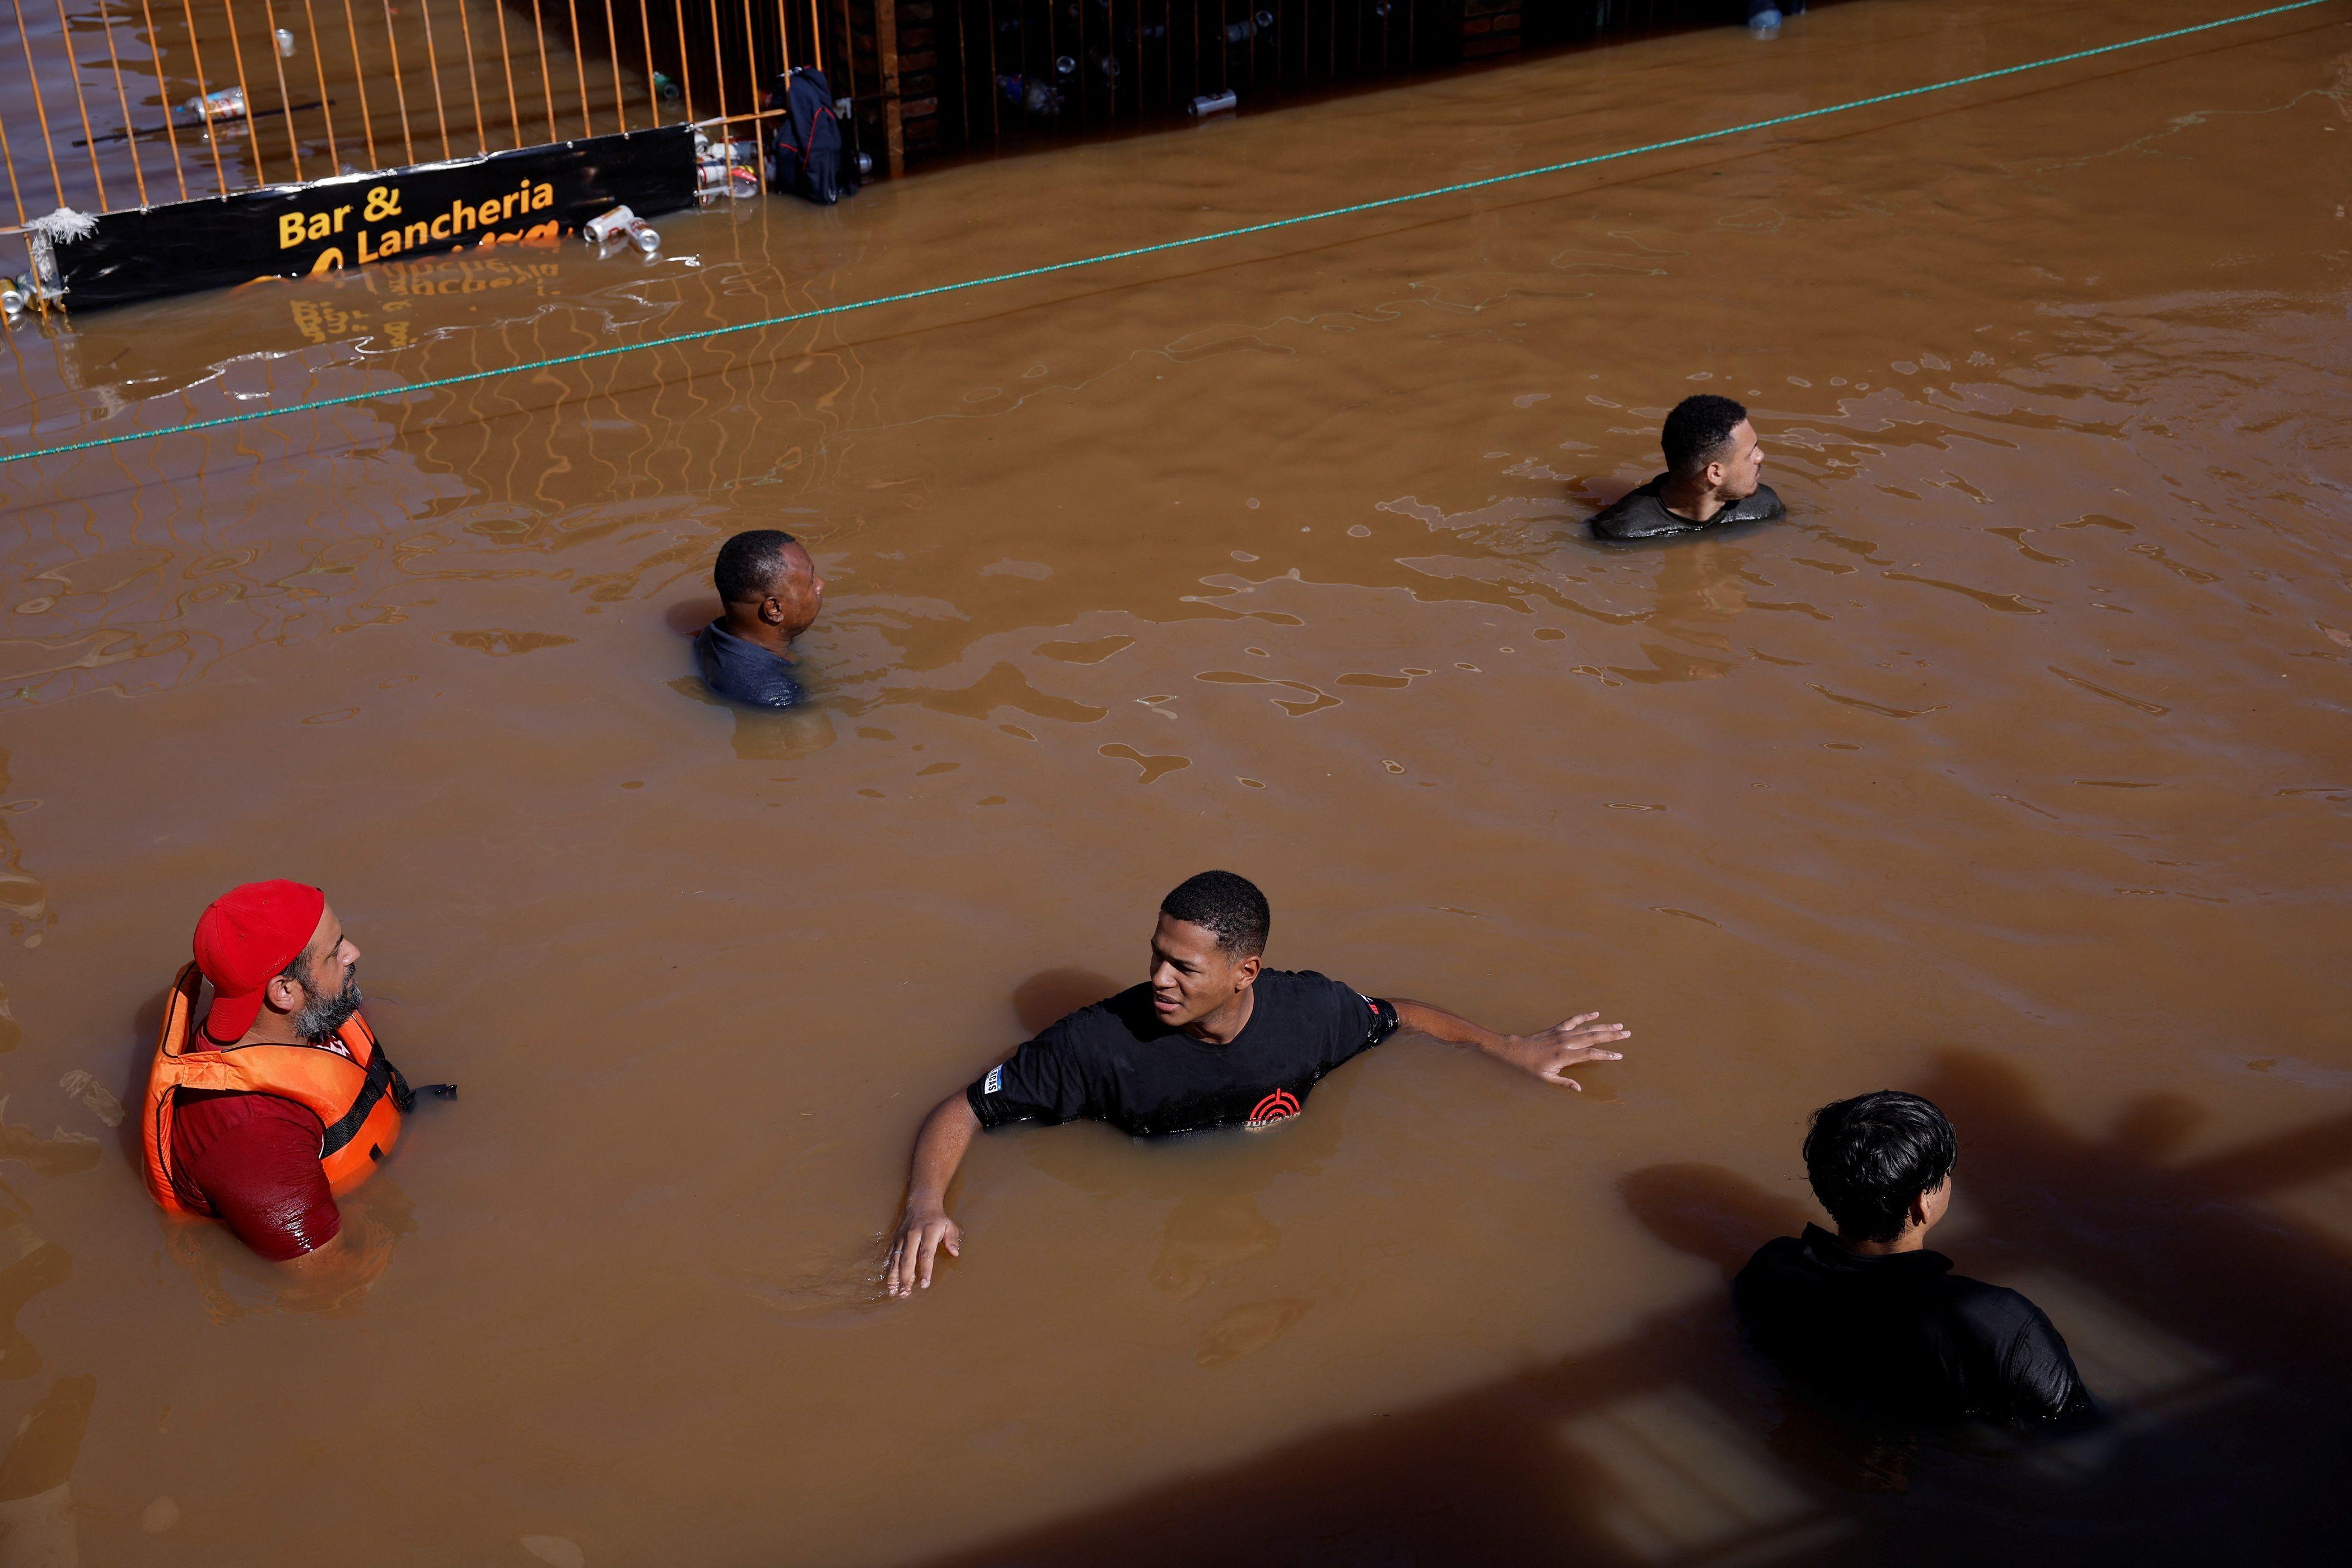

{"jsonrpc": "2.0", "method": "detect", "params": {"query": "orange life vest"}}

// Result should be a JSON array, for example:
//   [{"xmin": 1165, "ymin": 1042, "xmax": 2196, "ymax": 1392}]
[{"xmin": 141, "ymin": 962, "xmax": 410, "ymax": 1216}]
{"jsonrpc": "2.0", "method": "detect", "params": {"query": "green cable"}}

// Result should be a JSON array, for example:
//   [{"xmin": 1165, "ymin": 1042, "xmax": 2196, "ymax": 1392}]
[{"xmin": 0, "ymin": 1, "xmax": 2331, "ymax": 470}]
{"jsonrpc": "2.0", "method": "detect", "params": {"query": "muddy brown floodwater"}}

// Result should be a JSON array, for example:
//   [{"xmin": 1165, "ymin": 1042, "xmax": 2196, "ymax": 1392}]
[{"xmin": 2, "ymin": 1, "xmax": 2350, "ymax": 1562}]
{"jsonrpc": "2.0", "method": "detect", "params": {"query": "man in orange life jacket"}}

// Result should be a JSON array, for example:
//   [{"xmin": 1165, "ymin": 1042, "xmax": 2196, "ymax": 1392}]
[{"xmin": 141, "ymin": 880, "xmax": 414, "ymax": 1263}]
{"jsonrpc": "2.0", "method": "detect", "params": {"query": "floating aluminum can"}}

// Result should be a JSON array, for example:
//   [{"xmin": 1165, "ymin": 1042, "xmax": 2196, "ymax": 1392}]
[
  {"xmin": 584, "ymin": 205, "xmax": 639, "ymax": 246},
  {"xmin": 185, "ymin": 86, "xmax": 246, "ymax": 122},
  {"xmin": 1189, "ymin": 90, "xmax": 1238, "ymax": 117}
]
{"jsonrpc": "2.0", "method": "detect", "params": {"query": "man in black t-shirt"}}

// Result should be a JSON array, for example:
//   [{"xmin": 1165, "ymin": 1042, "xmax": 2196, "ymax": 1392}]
[
  {"xmin": 1589, "ymin": 394, "xmax": 1785, "ymax": 542},
  {"xmin": 1734, "ymin": 1091, "xmax": 2092, "ymax": 1427},
  {"xmin": 883, "ymin": 871, "xmax": 1631, "ymax": 1295}
]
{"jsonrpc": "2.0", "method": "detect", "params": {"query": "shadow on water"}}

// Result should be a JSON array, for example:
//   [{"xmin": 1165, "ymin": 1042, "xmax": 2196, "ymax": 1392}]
[{"xmin": 912, "ymin": 1047, "xmax": 2352, "ymax": 1567}]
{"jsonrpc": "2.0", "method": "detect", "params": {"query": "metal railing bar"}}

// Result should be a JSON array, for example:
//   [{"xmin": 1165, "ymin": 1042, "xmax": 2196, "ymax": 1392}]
[
  {"xmin": 702, "ymin": 0, "xmax": 725, "ymax": 137},
  {"xmin": 297, "ymin": 0, "xmax": 344, "ymax": 171},
  {"xmin": 259, "ymin": 0, "xmax": 305, "ymax": 182},
  {"xmin": 604, "ymin": 0, "xmax": 627, "ymax": 133},
  {"xmin": 378, "ymin": 0, "xmax": 417, "ymax": 165},
  {"xmin": 95, "ymin": 0, "xmax": 150, "ymax": 205},
  {"xmin": 46, "ymin": 0, "xmax": 110, "ymax": 208},
  {"xmin": 418, "ymin": 0, "xmax": 454, "ymax": 160},
  {"xmin": 527, "ymin": 0, "xmax": 558, "ymax": 142},
  {"xmin": 0, "ymin": 92, "xmax": 28, "ymax": 226},
  {"xmin": 561, "ymin": 0, "xmax": 591, "ymax": 139},
  {"xmin": 452, "ymin": 0, "xmax": 492, "ymax": 155},
  {"xmin": 131, "ymin": 0, "xmax": 191, "ymax": 200},
  {"xmin": 636, "ymin": 0, "xmax": 657, "ymax": 127},
  {"xmin": 218, "ymin": 0, "xmax": 269, "ymax": 188},
  {"xmin": 741, "ymin": 0, "xmax": 760, "ymax": 136},
  {"xmin": 179, "ymin": 0, "xmax": 230, "ymax": 193},
  {"xmin": 670, "ymin": 0, "xmax": 694, "ymax": 123},
  {"xmin": 489, "ymin": 0, "xmax": 523, "ymax": 147},
  {"xmin": 807, "ymin": 0, "xmax": 821, "ymax": 72},
  {"xmin": 335, "ymin": 0, "xmax": 379, "ymax": 167}
]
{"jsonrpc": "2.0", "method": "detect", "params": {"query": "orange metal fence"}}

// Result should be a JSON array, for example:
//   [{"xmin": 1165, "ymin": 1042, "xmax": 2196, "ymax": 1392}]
[{"xmin": 0, "ymin": 0, "xmax": 842, "ymax": 235}]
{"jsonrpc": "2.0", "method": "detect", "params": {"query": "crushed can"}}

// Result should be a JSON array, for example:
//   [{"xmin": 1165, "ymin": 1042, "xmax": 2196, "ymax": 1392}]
[
  {"xmin": 1189, "ymin": 90, "xmax": 1238, "ymax": 118},
  {"xmin": 184, "ymin": 86, "xmax": 247, "ymax": 123},
  {"xmin": 583, "ymin": 204, "xmax": 640, "ymax": 246},
  {"xmin": 697, "ymin": 162, "xmax": 759, "ymax": 200}
]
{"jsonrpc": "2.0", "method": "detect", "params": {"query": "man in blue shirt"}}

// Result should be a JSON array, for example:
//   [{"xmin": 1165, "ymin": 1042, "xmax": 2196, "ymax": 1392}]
[{"xmin": 693, "ymin": 530, "xmax": 824, "ymax": 707}]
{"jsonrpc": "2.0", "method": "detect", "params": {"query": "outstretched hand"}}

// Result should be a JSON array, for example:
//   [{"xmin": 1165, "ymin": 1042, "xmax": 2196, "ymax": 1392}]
[
  {"xmin": 1493, "ymin": 1012, "xmax": 1628, "ymax": 1090},
  {"xmin": 884, "ymin": 1208, "xmax": 962, "ymax": 1297}
]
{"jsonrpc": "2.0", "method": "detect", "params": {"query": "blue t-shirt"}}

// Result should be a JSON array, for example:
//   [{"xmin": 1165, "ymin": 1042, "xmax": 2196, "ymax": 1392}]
[{"xmin": 693, "ymin": 622, "xmax": 805, "ymax": 709}]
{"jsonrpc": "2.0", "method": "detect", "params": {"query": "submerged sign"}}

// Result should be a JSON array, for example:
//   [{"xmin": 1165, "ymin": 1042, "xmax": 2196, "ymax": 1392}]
[{"xmin": 53, "ymin": 125, "xmax": 696, "ymax": 312}]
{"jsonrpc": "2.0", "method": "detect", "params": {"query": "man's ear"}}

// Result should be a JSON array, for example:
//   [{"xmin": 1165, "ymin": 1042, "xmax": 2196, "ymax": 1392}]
[
  {"xmin": 264, "ymin": 971, "xmax": 304, "ymax": 1015},
  {"xmin": 1234, "ymin": 954, "xmax": 1263, "ymax": 989},
  {"xmin": 759, "ymin": 592, "xmax": 787, "ymax": 626}
]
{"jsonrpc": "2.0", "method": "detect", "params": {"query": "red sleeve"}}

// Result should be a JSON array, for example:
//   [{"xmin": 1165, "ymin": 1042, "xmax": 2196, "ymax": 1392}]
[{"xmin": 171, "ymin": 1091, "xmax": 342, "ymax": 1261}]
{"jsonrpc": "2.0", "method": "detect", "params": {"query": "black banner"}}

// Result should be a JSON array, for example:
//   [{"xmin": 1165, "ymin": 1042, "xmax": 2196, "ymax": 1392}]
[{"xmin": 53, "ymin": 125, "xmax": 697, "ymax": 312}]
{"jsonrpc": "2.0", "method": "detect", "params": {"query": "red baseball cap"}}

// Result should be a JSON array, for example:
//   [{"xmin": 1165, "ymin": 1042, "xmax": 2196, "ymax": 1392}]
[{"xmin": 192, "ymin": 880, "xmax": 326, "ymax": 1044}]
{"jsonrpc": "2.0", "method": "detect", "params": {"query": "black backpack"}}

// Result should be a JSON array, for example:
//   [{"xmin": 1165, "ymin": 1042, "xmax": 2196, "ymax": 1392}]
[{"xmin": 766, "ymin": 68, "xmax": 857, "ymax": 206}]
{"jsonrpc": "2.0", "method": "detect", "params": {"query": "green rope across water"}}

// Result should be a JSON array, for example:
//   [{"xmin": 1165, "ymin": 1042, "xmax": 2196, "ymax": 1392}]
[{"xmin": 0, "ymin": 1, "xmax": 2332, "ymax": 470}]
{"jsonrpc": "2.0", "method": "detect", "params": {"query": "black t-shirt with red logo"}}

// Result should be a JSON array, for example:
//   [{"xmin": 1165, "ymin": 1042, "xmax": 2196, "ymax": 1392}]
[{"xmin": 967, "ymin": 969, "xmax": 1401, "ymax": 1137}]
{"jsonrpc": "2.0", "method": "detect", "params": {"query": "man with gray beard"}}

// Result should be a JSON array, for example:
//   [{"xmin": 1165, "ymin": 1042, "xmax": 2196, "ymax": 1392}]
[{"xmin": 148, "ymin": 881, "xmax": 404, "ymax": 1263}]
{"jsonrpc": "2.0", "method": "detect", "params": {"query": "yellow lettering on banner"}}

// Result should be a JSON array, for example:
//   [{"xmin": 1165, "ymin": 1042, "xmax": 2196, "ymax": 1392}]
[
  {"xmin": 431, "ymin": 213, "xmax": 450, "ymax": 240},
  {"xmin": 334, "ymin": 205, "xmax": 351, "ymax": 232},
  {"xmin": 531, "ymin": 183, "xmax": 553, "ymax": 211},
  {"xmin": 278, "ymin": 212, "xmax": 307, "ymax": 249},
  {"xmin": 308, "ymin": 248, "xmax": 345, "ymax": 275},
  {"xmin": 522, "ymin": 221, "xmax": 558, "ymax": 244},
  {"xmin": 363, "ymin": 185, "xmax": 401, "ymax": 222},
  {"xmin": 403, "ymin": 221, "xmax": 428, "ymax": 250},
  {"xmin": 501, "ymin": 192, "xmax": 519, "ymax": 220}
]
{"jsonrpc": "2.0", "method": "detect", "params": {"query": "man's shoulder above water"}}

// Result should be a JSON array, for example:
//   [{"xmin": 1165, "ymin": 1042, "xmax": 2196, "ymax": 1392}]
[
  {"xmin": 1591, "ymin": 474, "xmax": 1785, "ymax": 540},
  {"xmin": 693, "ymin": 620, "xmax": 806, "ymax": 709}
]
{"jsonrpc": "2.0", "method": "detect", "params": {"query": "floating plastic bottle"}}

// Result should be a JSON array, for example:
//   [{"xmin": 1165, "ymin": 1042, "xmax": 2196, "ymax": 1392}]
[
  {"xmin": 1189, "ymin": 89, "xmax": 1238, "ymax": 117},
  {"xmin": 1225, "ymin": 11, "xmax": 1275, "ymax": 44},
  {"xmin": 1054, "ymin": 54, "xmax": 1076, "ymax": 77},
  {"xmin": 183, "ymin": 86, "xmax": 246, "ymax": 123},
  {"xmin": 275, "ymin": 27, "xmax": 296, "ymax": 57},
  {"xmin": 1090, "ymin": 47, "xmax": 1121, "ymax": 82},
  {"xmin": 653, "ymin": 71, "xmax": 682, "ymax": 100}
]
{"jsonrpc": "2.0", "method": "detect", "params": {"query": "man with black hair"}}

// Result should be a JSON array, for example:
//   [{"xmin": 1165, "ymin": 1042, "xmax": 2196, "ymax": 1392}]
[
  {"xmin": 693, "ymin": 529, "xmax": 824, "ymax": 708},
  {"xmin": 1734, "ymin": 1090, "xmax": 2092, "ymax": 1426},
  {"xmin": 884, "ymin": 871, "xmax": 1631, "ymax": 1295},
  {"xmin": 1589, "ymin": 394, "xmax": 1785, "ymax": 542}
]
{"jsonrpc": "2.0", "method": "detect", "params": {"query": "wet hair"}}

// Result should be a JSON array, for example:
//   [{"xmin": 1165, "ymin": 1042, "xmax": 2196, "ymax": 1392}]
[
  {"xmin": 1803, "ymin": 1091, "xmax": 1959, "ymax": 1244},
  {"xmin": 1160, "ymin": 871, "xmax": 1270, "ymax": 958},
  {"xmin": 713, "ymin": 529, "xmax": 801, "ymax": 604},
  {"xmin": 1661, "ymin": 395, "xmax": 1749, "ymax": 478}
]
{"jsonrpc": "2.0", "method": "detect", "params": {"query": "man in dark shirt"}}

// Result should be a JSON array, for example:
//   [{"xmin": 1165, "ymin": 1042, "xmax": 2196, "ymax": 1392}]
[
  {"xmin": 883, "ymin": 871, "xmax": 1632, "ymax": 1295},
  {"xmin": 1590, "ymin": 394, "xmax": 1785, "ymax": 541},
  {"xmin": 1734, "ymin": 1090, "xmax": 2092, "ymax": 1426},
  {"xmin": 692, "ymin": 529, "xmax": 824, "ymax": 707}
]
